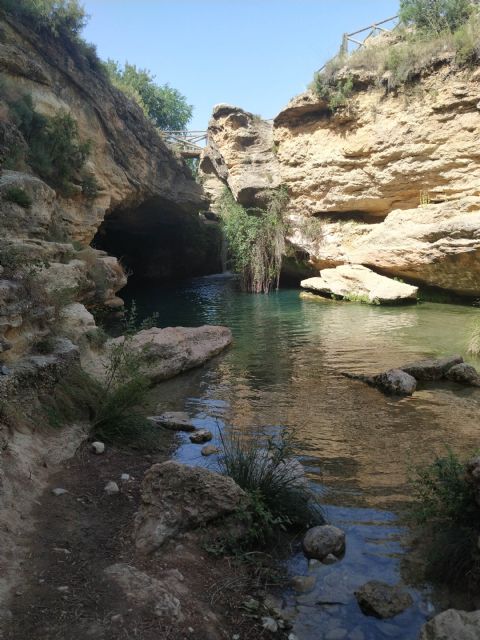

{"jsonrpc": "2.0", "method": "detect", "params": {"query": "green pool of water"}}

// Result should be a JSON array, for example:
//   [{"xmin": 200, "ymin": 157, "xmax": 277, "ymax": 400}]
[{"xmin": 123, "ymin": 275, "xmax": 480, "ymax": 640}]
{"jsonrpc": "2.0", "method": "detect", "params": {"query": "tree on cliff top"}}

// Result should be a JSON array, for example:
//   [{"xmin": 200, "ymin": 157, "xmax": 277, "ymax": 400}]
[
  {"xmin": 0, "ymin": 0, "xmax": 88, "ymax": 37},
  {"xmin": 105, "ymin": 60, "xmax": 193, "ymax": 131},
  {"xmin": 399, "ymin": 0, "xmax": 474, "ymax": 33}
]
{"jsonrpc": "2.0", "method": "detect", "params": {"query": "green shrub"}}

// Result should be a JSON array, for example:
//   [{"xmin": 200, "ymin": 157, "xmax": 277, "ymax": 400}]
[
  {"xmin": 104, "ymin": 60, "xmax": 193, "ymax": 131},
  {"xmin": 81, "ymin": 173, "xmax": 100, "ymax": 200},
  {"xmin": 85, "ymin": 326, "xmax": 108, "ymax": 349},
  {"xmin": 3, "ymin": 186, "xmax": 32, "ymax": 208},
  {"xmin": 0, "ymin": 0, "xmax": 88, "ymax": 38},
  {"xmin": 399, "ymin": 0, "xmax": 473, "ymax": 34},
  {"xmin": 219, "ymin": 187, "xmax": 288, "ymax": 293},
  {"xmin": 218, "ymin": 428, "xmax": 324, "ymax": 548},
  {"xmin": 314, "ymin": 73, "xmax": 355, "ymax": 112},
  {"xmin": 409, "ymin": 450, "xmax": 480, "ymax": 587},
  {"xmin": 9, "ymin": 95, "xmax": 92, "ymax": 195}
]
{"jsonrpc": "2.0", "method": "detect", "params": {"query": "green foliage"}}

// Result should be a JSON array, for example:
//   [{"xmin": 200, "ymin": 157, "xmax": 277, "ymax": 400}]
[
  {"xmin": 342, "ymin": 292, "xmax": 380, "ymax": 305},
  {"xmin": 219, "ymin": 187, "xmax": 289, "ymax": 293},
  {"xmin": 399, "ymin": 0, "xmax": 473, "ymax": 34},
  {"xmin": 104, "ymin": 60, "xmax": 193, "ymax": 131},
  {"xmin": 3, "ymin": 186, "xmax": 32, "ymax": 208},
  {"xmin": 0, "ymin": 0, "xmax": 88, "ymax": 37},
  {"xmin": 85, "ymin": 326, "xmax": 108, "ymax": 349},
  {"xmin": 312, "ymin": 9, "xmax": 480, "ymax": 99},
  {"xmin": 90, "ymin": 304, "xmax": 160, "ymax": 448},
  {"xmin": 218, "ymin": 428, "xmax": 324, "ymax": 548},
  {"xmin": 313, "ymin": 73, "xmax": 355, "ymax": 112},
  {"xmin": 409, "ymin": 450, "xmax": 480, "ymax": 587},
  {"xmin": 9, "ymin": 94, "xmax": 91, "ymax": 195},
  {"xmin": 81, "ymin": 173, "xmax": 100, "ymax": 200}
]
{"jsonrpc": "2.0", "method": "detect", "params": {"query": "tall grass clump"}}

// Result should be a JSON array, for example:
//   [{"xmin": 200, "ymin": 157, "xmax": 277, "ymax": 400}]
[
  {"xmin": 90, "ymin": 304, "xmax": 158, "ymax": 448},
  {"xmin": 218, "ymin": 428, "xmax": 324, "ymax": 547},
  {"xmin": 409, "ymin": 449, "xmax": 480, "ymax": 588},
  {"xmin": 467, "ymin": 317, "xmax": 480, "ymax": 356},
  {"xmin": 219, "ymin": 186, "xmax": 289, "ymax": 294}
]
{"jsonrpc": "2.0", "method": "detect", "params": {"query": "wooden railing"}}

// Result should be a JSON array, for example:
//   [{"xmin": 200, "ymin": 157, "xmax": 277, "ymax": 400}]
[{"xmin": 318, "ymin": 15, "xmax": 399, "ymax": 73}]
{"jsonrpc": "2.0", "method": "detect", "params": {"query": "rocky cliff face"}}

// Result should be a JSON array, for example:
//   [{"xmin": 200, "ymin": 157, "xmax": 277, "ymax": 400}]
[
  {"xmin": 200, "ymin": 62, "xmax": 480, "ymax": 298},
  {"xmin": 0, "ymin": 14, "xmax": 216, "ymax": 362}
]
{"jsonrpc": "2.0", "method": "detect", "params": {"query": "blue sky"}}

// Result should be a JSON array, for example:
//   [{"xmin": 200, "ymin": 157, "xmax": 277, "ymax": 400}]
[{"xmin": 82, "ymin": 1, "xmax": 399, "ymax": 130}]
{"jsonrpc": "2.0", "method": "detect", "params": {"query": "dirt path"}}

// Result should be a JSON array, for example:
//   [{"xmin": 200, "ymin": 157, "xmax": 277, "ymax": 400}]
[{"xmin": 1, "ymin": 439, "xmax": 277, "ymax": 640}]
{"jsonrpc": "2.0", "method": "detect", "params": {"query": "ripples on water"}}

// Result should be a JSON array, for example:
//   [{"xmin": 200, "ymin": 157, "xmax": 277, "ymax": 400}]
[{"xmin": 124, "ymin": 275, "xmax": 480, "ymax": 640}]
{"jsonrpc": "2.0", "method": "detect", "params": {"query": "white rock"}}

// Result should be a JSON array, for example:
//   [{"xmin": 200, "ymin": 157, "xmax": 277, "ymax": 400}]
[
  {"xmin": 91, "ymin": 441, "xmax": 105, "ymax": 454},
  {"xmin": 57, "ymin": 586, "xmax": 69, "ymax": 593},
  {"xmin": 51, "ymin": 488, "xmax": 68, "ymax": 496},
  {"xmin": 104, "ymin": 481, "xmax": 119, "ymax": 495},
  {"xmin": 261, "ymin": 616, "xmax": 278, "ymax": 632},
  {"xmin": 120, "ymin": 473, "xmax": 130, "ymax": 482}
]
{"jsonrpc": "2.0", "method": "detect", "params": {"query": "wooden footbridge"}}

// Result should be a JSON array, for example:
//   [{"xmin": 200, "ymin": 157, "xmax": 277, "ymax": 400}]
[{"xmin": 161, "ymin": 130, "xmax": 208, "ymax": 158}]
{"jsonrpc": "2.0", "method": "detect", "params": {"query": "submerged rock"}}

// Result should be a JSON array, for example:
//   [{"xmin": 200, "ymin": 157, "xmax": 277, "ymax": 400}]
[
  {"xmin": 189, "ymin": 429, "xmax": 213, "ymax": 444},
  {"xmin": 418, "ymin": 608, "xmax": 480, "ymax": 639},
  {"xmin": 373, "ymin": 369, "xmax": 417, "ymax": 396},
  {"xmin": 354, "ymin": 581, "xmax": 413, "ymax": 619},
  {"xmin": 445, "ymin": 363, "xmax": 480, "ymax": 386},
  {"xmin": 291, "ymin": 575, "xmax": 316, "ymax": 593},
  {"xmin": 400, "ymin": 355, "xmax": 463, "ymax": 381},
  {"xmin": 201, "ymin": 444, "xmax": 220, "ymax": 456},
  {"xmin": 302, "ymin": 525, "xmax": 345, "ymax": 561},
  {"xmin": 148, "ymin": 411, "xmax": 195, "ymax": 432},
  {"xmin": 301, "ymin": 265, "xmax": 419, "ymax": 305},
  {"xmin": 134, "ymin": 461, "xmax": 247, "ymax": 553}
]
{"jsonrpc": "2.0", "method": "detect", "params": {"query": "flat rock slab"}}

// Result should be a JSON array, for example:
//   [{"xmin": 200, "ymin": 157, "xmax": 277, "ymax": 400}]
[
  {"xmin": 355, "ymin": 581, "xmax": 413, "ymax": 619},
  {"xmin": 301, "ymin": 265, "xmax": 418, "ymax": 305},
  {"xmin": 148, "ymin": 412, "xmax": 195, "ymax": 432},
  {"xmin": 107, "ymin": 325, "xmax": 232, "ymax": 384},
  {"xmin": 418, "ymin": 608, "xmax": 480, "ymax": 639},
  {"xmin": 373, "ymin": 369, "xmax": 417, "ymax": 396},
  {"xmin": 104, "ymin": 563, "xmax": 185, "ymax": 621},
  {"xmin": 400, "ymin": 355, "xmax": 463, "ymax": 381}
]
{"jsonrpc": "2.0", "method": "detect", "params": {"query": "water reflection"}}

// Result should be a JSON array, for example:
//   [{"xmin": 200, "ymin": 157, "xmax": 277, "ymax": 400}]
[{"xmin": 125, "ymin": 276, "xmax": 480, "ymax": 639}]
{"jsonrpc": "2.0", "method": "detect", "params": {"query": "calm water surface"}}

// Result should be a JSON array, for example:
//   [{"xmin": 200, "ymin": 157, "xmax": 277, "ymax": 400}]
[{"xmin": 124, "ymin": 275, "xmax": 480, "ymax": 640}]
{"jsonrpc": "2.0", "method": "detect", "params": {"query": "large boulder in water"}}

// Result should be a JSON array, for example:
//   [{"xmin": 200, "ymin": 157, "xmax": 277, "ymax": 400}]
[
  {"xmin": 354, "ymin": 581, "xmax": 413, "ymax": 619},
  {"xmin": 302, "ymin": 525, "xmax": 346, "ymax": 561},
  {"xmin": 445, "ymin": 363, "xmax": 480, "ymax": 387},
  {"xmin": 400, "ymin": 355, "xmax": 463, "ymax": 381},
  {"xmin": 373, "ymin": 369, "xmax": 417, "ymax": 396},
  {"xmin": 301, "ymin": 264, "xmax": 418, "ymax": 305},
  {"xmin": 418, "ymin": 609, "xmax": 480, "ymax": 639},
  {"xmin": 107, "ymin": 325, "xmax": 232, "ymax": 383},
  {"xmin": 134, "ymin": 461, "xmax": 247, "ymax": 553}
]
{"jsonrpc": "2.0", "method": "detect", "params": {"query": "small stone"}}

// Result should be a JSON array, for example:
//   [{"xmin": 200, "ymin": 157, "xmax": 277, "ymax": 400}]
[
  {"xmin": 232, "ymin": 635, "xmax": 240, "ymax": 640},
  {"xmin": 302, "ymin": 525, "xmax": 345, "ymax": 560},
  {"xmin": 91, "ymin": 441, "xmax": 105, "ymax": 454},
  {"xmin": 188, "ymin": 627, "xmax": 194, "ymax": 633},
  {"xmin": 57, "ymin": 586, "xmax": 69, "ymax": 593},
  {"xmin": 322, "ymin": 553, "xmax": 338, "ymax": 565},
  {"xmin": 201, "ymin": 444, "xmax": 219, "ymax": 456},
  {"xmin": 355, "ymin": 581, "xmax": 413, "ymax": 619},
  {"xmin": 51, "ymin": 488, "xmax": 68, "ymax": 496},
  {"xmin": 0, "ymin": 365, "xmax": 12, "ymax": 376},
  {"xmin": 291, "ymin": 575, "xmax": 316, "ymax": 593},
  {"xmin": 120, "ymin": 473, "xmax": 130, "ymax": 482},
  {"xmin": 288, "ymin": 635, "xmax": 299, "ymax": 640},
  {"xmin": 111, "ymin": 614, "xmax": 123, "ymax": 623},
  {"xmin": 261, "ymin": 616, "xmax": 278, "ymax": 632},
  {"xmin": 104, "ymin": 481, "xmax": 119, "ymax": 495},
  {"xmin": 189, "ymin": 429, "xmax": 213, "ymax": 444}
]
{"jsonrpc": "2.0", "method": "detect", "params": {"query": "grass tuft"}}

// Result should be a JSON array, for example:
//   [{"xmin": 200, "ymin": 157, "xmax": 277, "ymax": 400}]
[{"xmin": 218, "ymin": 428, "xmax": 324, "ymax": 548}]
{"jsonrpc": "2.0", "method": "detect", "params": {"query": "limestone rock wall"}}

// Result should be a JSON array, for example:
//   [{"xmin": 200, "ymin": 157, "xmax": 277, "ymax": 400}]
[{"xmin": 199, "ymin": 63, "xmax": 480, "ymax": 297}]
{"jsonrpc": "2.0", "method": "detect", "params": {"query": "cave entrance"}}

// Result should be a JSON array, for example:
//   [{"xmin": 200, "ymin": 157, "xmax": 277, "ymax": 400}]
[{"xmin": 92, "ymin": 197, "xmax": 222, "ymax": 283}]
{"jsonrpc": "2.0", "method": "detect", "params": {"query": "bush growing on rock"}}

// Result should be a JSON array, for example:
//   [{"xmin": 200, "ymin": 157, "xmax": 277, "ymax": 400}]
[
  {"xmin": 409, "ymin": 449, "xmax": 480, "ymax": 588},
  {"xmin": 218, "ymin": 428, "xmax": 324, "ymax": 548},
  {"xmin": 3, "ymin": 186, "xmax": 32, "ymax": 208},
  {"xmin": 399, "ymin": 0, "xmax": 473, "ymax": 34},
  {"xmin": 104, "ymin": 60, "xmax": 193, "ymax": 131},
  {"xmin": 219, "ymin": 187, "xmax": 289, "ymax": 294}
]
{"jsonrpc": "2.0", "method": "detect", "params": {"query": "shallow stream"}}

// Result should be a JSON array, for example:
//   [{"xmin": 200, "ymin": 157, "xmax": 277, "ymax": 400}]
[{"xmin": 125, "ymin": 275, "xmax": 480, "ymax": 640}]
